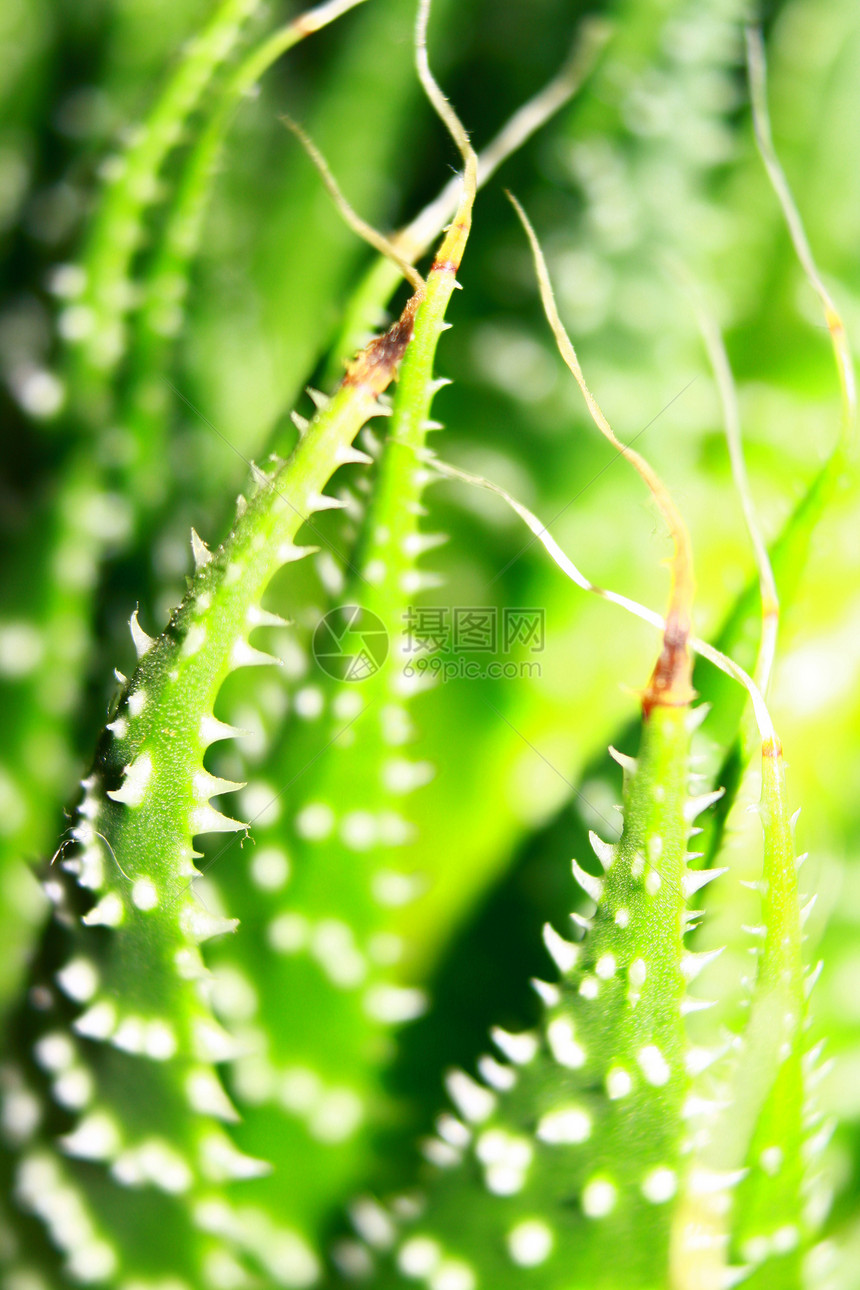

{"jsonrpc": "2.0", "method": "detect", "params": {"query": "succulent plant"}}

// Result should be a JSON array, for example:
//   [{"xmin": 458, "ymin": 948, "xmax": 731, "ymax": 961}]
[{"xmin": 0, "ymin": 1, "xmax": 856, "ymax": 1287}]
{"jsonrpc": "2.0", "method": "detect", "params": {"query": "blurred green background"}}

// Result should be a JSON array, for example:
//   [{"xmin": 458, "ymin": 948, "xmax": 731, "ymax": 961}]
[{"xmin": 1, "ymin": 0, "xmax": 859, "ymax": 1276}]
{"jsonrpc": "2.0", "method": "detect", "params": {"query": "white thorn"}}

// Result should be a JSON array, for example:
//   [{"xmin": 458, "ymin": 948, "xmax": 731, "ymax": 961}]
[
  {"xmin": 186, "ymin": 1069, "xmax": 239, "ymax": 1122},
  {"xmin": 363, "ymin": 985, "xmax": 428, "ymax": 1023},
  {"xmin": 193, "ymin": 770, "xmax": 244, "ymax": 801},
  {"xmin": 608, "ymin": 746, "xmax": 637, "ymax": 774},
  {"xmin": 689, "ymin": 1167, "xmax": 748, "ymax": 1195},
  {"xmin": 682, "ymin": 1094, "xmax": 725, "ymax": 1120},
  {"xmin": 800, "ymin": 893, "xmax": 818, "ymax": 926},
  {"xmin": 588, "ymin": 831, "xmax": 616, "ymax": 871},
  {"xmin": 490, "ymin": 1027, "xmax": 538, "ymax": 1065},
  {"xmin": 680, "ymin": 997, "xmax": 717, "ymax": 1016},
  {"xmin": 60, "ymin": 1111, "xmax": 120, "ymax": 1160},
  {"xmin": 306, "ymin": 386, "xmax": 329, "ymax": 409},
  {"xmin": 247, "ymin": 605, "xmax": 290, "ymax": 629},
  {"xmin": 805, "ymin": 1117, "xmax": 837, "ymax": 1157},
  {"xmin": 477, "ymin": 1054, "xmax": 516, "ymax": 1091},
  {"xmin": 307, "ymin": 493, "xmax": 347, "ymax": 512},
  {"xmin": 401, "ymin": 570, "xmax": 445, "ymax": 593},
  {"xmin": 335, "ymin": 444, "xmax": 374, "ymax": 466},
  {"xmin": 682, "ymin": 867, "xmax": 728, "ymax": 899},
  {"xmin": 722, "ymin": 1267, "xmax": 752, "ymax": 1289},
  {"xmin": 199, "ymin": 714, "xmax": 245, "ymax": 746},
  {"xmin": 190, "ymin": 528, "xmax": 211, "ymax": 569},
  {"xmin": 686, "ymin": 703, "xmax": 711, "ymax": 732},
  {"xmin": 542, "ymin": 923, "xmax": 579, "ymax": 975},
  {"xmin": 82, "ymin": 893, "xmax": 124, "ymax": 928},
  {"xmin": 360, "ymin": 427, "xmax": 382, "ymax": 457},
  {"xmin": 349, "ymin": 1198, "xmax": 396, "ymax": 1250},
  {"xmin": 181, "ymin": 906, "xmax": 238, "ymax": 943},
  {"xmin": 56, "ymin": 958, "xmax": 99, "ymax": 1003},
  {"xmin": 803, "ymin": 1040, "xmax": 826, "ymax": 1072},
  {"xmin": 570, "ymin": 911, "xmax": 592, "ymax": 935},
  {"xmin": 436, "ymin": 1113, "xmax": 471, "ymax": 1148},
  {"xmin": 193, "ymin": 1021, "xmax": 242, "ymax": 1065},
  {"xmin": 403, "ymin": 531, "xmax": 448, "ymax": 557},
  {"xmin": 278, "ymin": 543, "xmax": 319, "ymax": 564},
  {"xmin": 686, "ymin": 1045, "xmax": 723, "ymax": 1076},
  {"xmin": 684, "ymin": 789, "xmax": 725, "ymax": 822},
  {"xmin": 73, "ymin": 1000, "xmax": 118, "ymax": 1040},
  {"xmin": 807, "ymin": 1058, "xmax": 835, "ymax": 1090},
  {"xmin": 290, "ymin": 410, "xmax": 310, "ymax": 434},
  {"xmin": 681, "ymin": 947, "xmax": 725, "ymax": 983},
  {"xmin": 571, "ymin": 859, "xmax": 603, "ymax": 903},
  {"xmin": 129, "ymin": 608, "xmax": 154, "ymax": 659},
  {"xmin": 230, "ymin": 639, "xmax": 281, "ymax": 669},
  {"xmin": 106, "ymin": 751, "xmax": 153, "ymax": 808},
  {"xmin": 531, "ymin": 977, "xmax": 561, "ymax": 1007},
  {"xmin": 805, "ymin": 961, "xmax": 824, "ymax": 998},
  {"xmin": 189, "ymin": 803, "xmax": 246, "ymax": 835},
  {"xmin": 444, "ymin": 1070, "xmax": 495, "ymax": 1124},
  {"xmin": 200, "ymin": 1133, "xmax": 270, "ymax": 1181}
]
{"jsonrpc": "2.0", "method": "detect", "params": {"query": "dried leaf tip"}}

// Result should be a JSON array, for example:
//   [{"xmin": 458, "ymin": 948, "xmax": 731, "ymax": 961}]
[
  {"xmin": 343, "ymin": 293, "xmax": 422, "ymax": 393},
  {"xmin": 416, "ymin": 0, "xmax": 477, "ymax": 278},
  {"xmin": 507, "ymin": 191, "xmax": 695, "ymax": 715},
  {"xmin": 746, "ymin": 25, "xmax": 856, "ymax": 454},
  {"xmin": 641, "ymin": 605, "xmax": 694, "ymax": 719},
  {"xmin": 282, "ymin": 113, "xmax": 424, "ymax": 294}
]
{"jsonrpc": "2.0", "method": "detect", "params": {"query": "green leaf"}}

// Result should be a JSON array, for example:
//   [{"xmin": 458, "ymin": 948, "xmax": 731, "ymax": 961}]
[
  {"xmin": 1, "ymin": 293, "xmax": 419, "ymax": 1286},
  {"xmin": 344, "ymin": 700, "xmax": 711, "ymax": 1289},
  {"xmin": 203, "ymin": 85, "xmax": 478, "ymax": 1250}
]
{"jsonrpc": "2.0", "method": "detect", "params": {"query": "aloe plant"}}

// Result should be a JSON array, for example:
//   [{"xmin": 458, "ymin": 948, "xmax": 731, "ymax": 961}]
[
  {"xmin": 322, "ymin": 30, "xmax": 846, "ymax": 1283},
  {"xmin": 330, "ymin": 202, "xmax": 727, "ymax": 1289},
  {"xmin": 196, "ymin": 1, "xmax": 482, "ymax": 1250},
  {"xmin": 348, "ymin": 700, "xmax": 707, "ymax": 1289},
  {"xmin": 3, "ymin": 247, "xmax": 430, "ymax": 1280},
  {"xmin": 0, "ymin": 3, "xmax": 564, "ymax": 1280},
  {"xmin": 0, "ymin": 0, "xmax": 375, "ymax": 1013}
]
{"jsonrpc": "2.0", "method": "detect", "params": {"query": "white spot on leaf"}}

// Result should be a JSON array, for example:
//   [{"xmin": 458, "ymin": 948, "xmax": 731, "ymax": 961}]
[
  {"xmin": 582, "ymin": 1177, "xmax": 617, "ymax": 1218},
  {"xmin": 507, "ymin": 1219, "xmax": 554, "ymax": 1266},
  {"xmin": 537, "ymin": 1106, "xmax": 591, "ymax": 1144}
]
